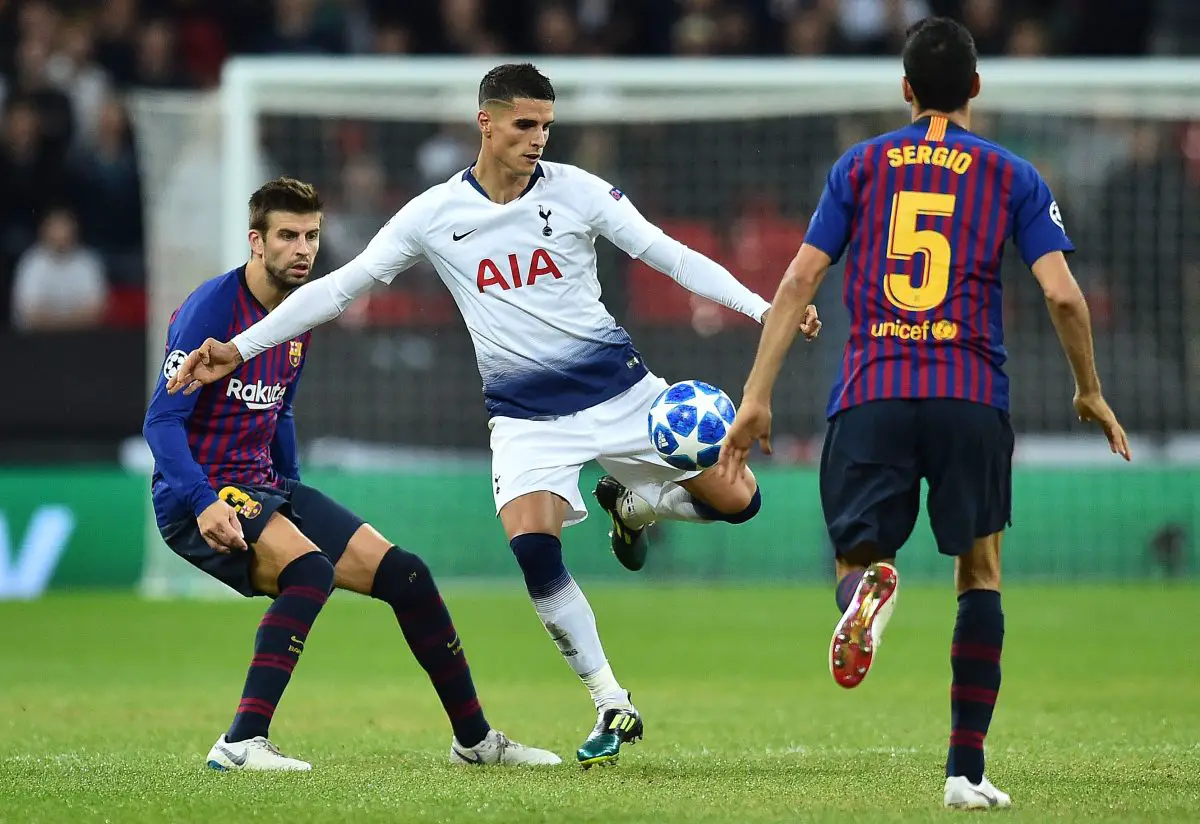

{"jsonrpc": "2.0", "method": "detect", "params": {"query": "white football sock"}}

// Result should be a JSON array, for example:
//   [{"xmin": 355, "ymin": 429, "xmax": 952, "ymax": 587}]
[
  {"xmin": 616, "ymin": 483, "xmax": 712, "ymax": 529},
  {"xmin": 531, "ymin": 574, "xmax": 628, "ymax": 709},
  {"xmin": 649, "ymin": 483, "xmax": 713, "ymax": 524}
]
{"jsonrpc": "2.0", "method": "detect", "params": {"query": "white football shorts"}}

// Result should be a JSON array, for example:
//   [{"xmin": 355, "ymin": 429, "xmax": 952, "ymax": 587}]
[{"xmin": 488, "ymin": 373, "xmax": 702, "ymax": 526}]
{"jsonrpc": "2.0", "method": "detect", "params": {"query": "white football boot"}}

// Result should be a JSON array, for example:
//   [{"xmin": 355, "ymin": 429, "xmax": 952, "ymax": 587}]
[
  {"xmin": 206, "ymin": 734, "xmax": 312, "ymax": 771},
  {"xmin": 449, "ymin": 729, "xmax": 562, "ymax": 766},
  {"xmin": 944, "ymin": 775, "xmax": 1012, "ymax": 809}
]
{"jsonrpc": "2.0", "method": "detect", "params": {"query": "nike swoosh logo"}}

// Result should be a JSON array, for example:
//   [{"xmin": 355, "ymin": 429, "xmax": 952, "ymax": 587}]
[
  {"xmin": 453, "ymin": 746, "xmax": 483, "ymax": 764},
  {"xmin": 217, "ymin": 745, "xmax": 247, "ymax": 766},
  {"xmin": 452, "ymin": 229, "xmax": 477, "ymax": 241}
]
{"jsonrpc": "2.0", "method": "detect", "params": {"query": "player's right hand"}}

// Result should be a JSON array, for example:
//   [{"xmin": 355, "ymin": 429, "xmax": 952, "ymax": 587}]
[
  {"xmin": 716, "ymin": 398, "xmax": 773, "ymax": 481},
  {"xmin": 166, "ymin": 339, "xmax": 244, "ymax": 395},
  {"xmin": 800, "ymin": 304, "xmax": 822, "ymax": 341},
  {"xmin": 197, "ymin": 500, "xmax": 248, "ymax": 553},
  {"xmin": 1073, "ymin": 391, "xmax": 1131, "ymax": 461}
]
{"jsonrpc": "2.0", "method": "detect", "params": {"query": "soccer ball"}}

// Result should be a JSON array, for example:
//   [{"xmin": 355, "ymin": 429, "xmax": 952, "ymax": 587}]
[{"xmin": 647, "ymin": 380, "xmax": 737, "ymax": 471}]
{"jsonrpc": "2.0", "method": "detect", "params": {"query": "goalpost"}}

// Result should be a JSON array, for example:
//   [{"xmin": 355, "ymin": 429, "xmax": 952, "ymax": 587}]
[
  {"xmin": 215, "ymin": 56, "xmax": 1200, "ymax": 270},
  {"xmin": 130, "ymin": 57, "xmax": 1200, "ymax": 595}
]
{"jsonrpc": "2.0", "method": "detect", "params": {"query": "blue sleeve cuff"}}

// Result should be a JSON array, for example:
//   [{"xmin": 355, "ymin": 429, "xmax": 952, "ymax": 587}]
[
  {"xmin": 190, "ymin": 485, "xmax": 220, "ymax": 519},
  {"xmin": 802, "ymin": 235, "xmax": 844, "ymax": 263}
]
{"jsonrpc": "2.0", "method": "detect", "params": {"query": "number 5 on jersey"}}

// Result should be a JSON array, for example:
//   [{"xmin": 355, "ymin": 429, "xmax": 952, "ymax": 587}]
[{"xmin": 885, "ymin": 191, "xmax": 957, "ymax": 313}]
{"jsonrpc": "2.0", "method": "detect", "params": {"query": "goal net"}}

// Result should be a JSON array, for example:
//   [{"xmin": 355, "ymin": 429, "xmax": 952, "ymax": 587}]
[{"xmin": 130, "ymin": 57, "xmax": 1200, "ymax": 594}]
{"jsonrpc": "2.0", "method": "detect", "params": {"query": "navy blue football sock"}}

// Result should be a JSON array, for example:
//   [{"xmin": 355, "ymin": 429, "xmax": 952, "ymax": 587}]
[
  {"xmin": 227, "ymin": 552, "xmax": 334, "ymax": 743},
  {"xmin": 372, "ymin": 547, "xmax": 489, "ymax": 748},
  {"xmin": 835, "ymin": 570, "xmax": 865, "ymax": 614},
  {"xmin": 947, "ymin": 589, "xmax": 1004, "ymax": 784},
  {"xmin": 510, "ymin": 532, "xmax": 570, "ymax": 600}
]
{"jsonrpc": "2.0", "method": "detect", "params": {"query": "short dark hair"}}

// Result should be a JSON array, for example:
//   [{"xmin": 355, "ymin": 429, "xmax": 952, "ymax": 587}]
[
  {"xmin": 478, "ymin": 63, "xmax": 555, "ymax": 107},
  {"xmin": 902, "ymin": 17, "xmax": 977, "ymax": 114},
  {"xmin": 248, "ymin": 177, "xmax": 323, "ymax": 233}
]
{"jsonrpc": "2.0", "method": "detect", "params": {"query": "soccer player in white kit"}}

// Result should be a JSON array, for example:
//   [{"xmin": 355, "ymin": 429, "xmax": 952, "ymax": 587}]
[{"xmin": 167, "ymin": 64, "xmax": 821, "ymax": 767}]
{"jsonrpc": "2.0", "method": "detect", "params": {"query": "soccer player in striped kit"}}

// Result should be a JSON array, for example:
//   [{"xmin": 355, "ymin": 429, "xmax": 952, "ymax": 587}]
[
  {"xmin": 144, "ymin": 178, "xmax": 559, "ymax": 771},
  {"xmin": 718, "ymin": 18, "xmax": 1130, "ymax": 810}
]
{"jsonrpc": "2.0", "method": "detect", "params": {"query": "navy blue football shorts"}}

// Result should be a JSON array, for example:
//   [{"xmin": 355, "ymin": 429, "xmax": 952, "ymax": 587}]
[
  {"xmin": 819, "ymin": 398, "xmax": 1014, "ymax": 558},
  {"xmin": 159, "ymin": 479, "xmax": 364, "ymax": 597}
]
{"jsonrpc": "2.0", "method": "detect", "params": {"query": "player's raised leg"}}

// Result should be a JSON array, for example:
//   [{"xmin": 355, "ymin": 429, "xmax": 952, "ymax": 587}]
[
  {"xmin": 593, "ymin": 466, "xmax": 761, "ymax": 571},
  {"xmin": 500, "ymin": 490, "xmax": 642, "ymax": 768},
  {"xmin": 592, "ymin": 376, "xmax": 765, "ymax": 572},
  {"xmin": 322, "ymin": 498, "xmax": 560, "ymax": 767},
  {"xmin": 819, "ymin": 401, "xmax": 919, "ymax": 688},
  {"xmin": 206, "ymin": 507, "xmax": 335, "ymax": 772}
]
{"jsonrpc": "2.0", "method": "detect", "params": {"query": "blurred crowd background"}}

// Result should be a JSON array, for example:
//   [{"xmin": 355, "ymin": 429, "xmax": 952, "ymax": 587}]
[
  {"xmin": 3, "ymin": 0, "xmax": 1200, "ymax": 461},
  {"xmin": 3, "ymin": 0, "xmax": 1198, "ymax": 333}
]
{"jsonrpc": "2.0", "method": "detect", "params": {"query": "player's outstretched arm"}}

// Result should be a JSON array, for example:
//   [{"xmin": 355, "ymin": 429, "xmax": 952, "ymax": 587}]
[
  {"xmin": 165, "ymin": 266, "xmax": 378, "ymax": 395},
  {"xmin": 638, "ymin": 234, "xmax": 822, "ymax": 337},
  {"xmin": 169, "ymin": 199, "xmax": 428, "ymax": 394},
  {"xmin": 1030, "ymin": 251, "xmax": 1130, "ymax": 460},
  {"xmin": 717, "ymin": 243, "xmax": 832, "ymax": 479},
  {"xmin": 581, "ymin": 169, "xmax": 819, "ymax": 336}
]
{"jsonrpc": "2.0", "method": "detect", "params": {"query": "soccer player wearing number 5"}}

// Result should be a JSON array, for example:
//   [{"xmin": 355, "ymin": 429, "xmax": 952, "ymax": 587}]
[
  {"xmin": 144, "ymin": 178, "xmax": 559, "ymax": 770},
  {"xmin": 717, "ymin": 18, "xmax": 1130, "ymax": 810}
]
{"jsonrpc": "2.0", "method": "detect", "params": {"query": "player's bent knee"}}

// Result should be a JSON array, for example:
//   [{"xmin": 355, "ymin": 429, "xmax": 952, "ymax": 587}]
[
  {"xmin": 380, "ymin": 546, "xmax": 430, "ymax": 581},
  {"xmin": 269, "ymin": 550, "xmax": 336, "ymax": 601},
  {"xmin": 683, "ymin": 466, "xmax": 761, "ymax": 521},
  {"xmin": 689, "ymin": 484, "xmax": 762, "ymax": 524},
  {"xmin": 368, "ymin": 545, "xmax": 438, "ymax": 606},
  {"xmin": 714, "ymin": 486, "xmax": 761, "ymax": 524},
  {"xmin": 251, "ymin": 547, "xmax": 332, "ymax": 597},
  {"xmin": 249, "ymin": 548, "xmax": 336, "ymax": 601},
  {"xmin": 249, "ymin": 512, "xmax": 326, "ymax": 595},
  {"xmin": 739, "ymin": 485, "xmax": 762, "ymax": 521},
  {"xmin": 333, "ymin": 523, "xmax": 394, "ymax": 595}
]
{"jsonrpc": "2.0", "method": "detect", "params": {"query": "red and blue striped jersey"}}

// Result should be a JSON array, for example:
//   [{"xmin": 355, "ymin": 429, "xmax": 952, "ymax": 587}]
[
  {"xmin": 144, "ymin": 267, "xmax": 310, "ymax": 528},
  {"xmin": 804, "ymin": 115, "xmax": 1074, "ymax": 418}
]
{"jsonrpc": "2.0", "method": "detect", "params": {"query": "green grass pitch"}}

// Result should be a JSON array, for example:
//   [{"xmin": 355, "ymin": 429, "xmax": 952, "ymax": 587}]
[{"xmin": 2, "ymin": 584, "xmax": 1198, "ymax": 823}]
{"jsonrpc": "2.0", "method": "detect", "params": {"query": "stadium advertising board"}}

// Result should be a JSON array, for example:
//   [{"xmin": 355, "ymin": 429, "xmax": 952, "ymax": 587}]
[{"xmin": 0, "ymin": 466, "xmax": 1193, "ymax": 599}]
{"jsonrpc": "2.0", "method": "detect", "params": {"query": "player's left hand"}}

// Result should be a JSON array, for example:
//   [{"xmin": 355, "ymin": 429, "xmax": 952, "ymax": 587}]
[
  {"xmin": 716, "ymin": 398, "xmax": 773, "ymax": 481},
  {"xmin": 759, "ymin": 305, "xmax": 822, "ymax": 341},
  {"xmin": 1074, "ymin": 390, "xmax": 1131, "ymax": 461},
  {"xmin": 800, "ymin": 304, "xmax": 822, "ymax": 341}
]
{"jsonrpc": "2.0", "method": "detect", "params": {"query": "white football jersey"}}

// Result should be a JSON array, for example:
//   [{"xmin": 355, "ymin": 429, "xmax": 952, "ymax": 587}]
[{"xmin": 356, "ymin": 161, "xmax": 662, "ymax": 419}]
